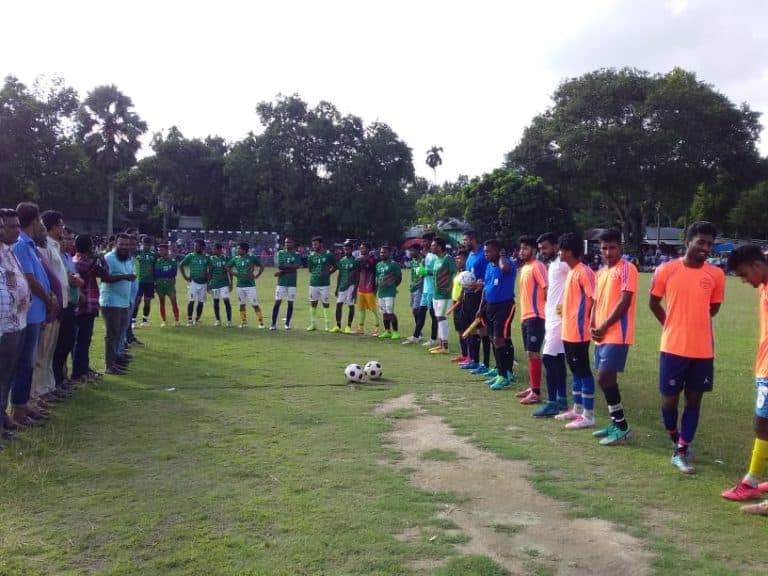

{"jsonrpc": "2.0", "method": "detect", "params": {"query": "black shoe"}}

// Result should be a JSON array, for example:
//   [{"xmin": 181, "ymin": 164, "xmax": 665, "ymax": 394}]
[{"xmin": 129, "ymin": 338, "xmax": 145, "ymax": 347}]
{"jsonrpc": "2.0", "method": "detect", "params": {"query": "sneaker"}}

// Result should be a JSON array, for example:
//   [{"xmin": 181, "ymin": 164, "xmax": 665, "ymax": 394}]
[
  {"xmin": 353, "ymin": 328, "xmax": 365, "ymax": 335},
  {"xmin": 226, "ymin": 321, "xmax": 233, "ymax": 327},
  {"xmin": 489, "ymin": 376, "xmax": 511, "ymax": 391},
  {"xmin": 430, "ymin": 347, "xmax": 449, "ymax": 355},
  {"xmin": 554, "ymin": 408, "xmax": 580, "ymax": 421},
  {"xmin": 671, "ymin": 452, "xmax": 696, "ymax": 474},
  {"xmin": 592, "ymin": 423, "xmax": 616, "ymax": 438},
  {"xmin": 269, "ymin": 325, "xmax": 277, "ymax": 331},
  {"xmin": 721, "ymin": 482, "xmax": 764, "ymax": 502},
  {"xmin": 174, "ymin": 321, "xmax": 181, "ymax": 327},
  {"xmin": 284, "ymin": 323, "xmax": 291, "ymax": 330},
  {"xmin": 330, "ymin": 325, "xmax": 342, "ymax": 333},
  {"xmin": 429, "ymin": 345, "xmax": 443, "ymax": 352},
  {"xmin": 344, "ymin": 326, "xmax": 354, "ymax": 334},
  {"xmin": 140, "ymin": 321, "xmax": 150, "ymax": 328},
  {"xmin": 470, "ymin": 364, "xmax": 488, "ymax": 375},
  {"xmin": 379, "ymin": 331, "xmax": 392, "ymax": 339},
  {"xmin": 741, "ymin": 501, "xmax": 768, "ymax": 515},
  {"xmin": 450, "ymin": 355, "xmax": 467, "ymax": 363},
  {"xmin": 390, "ymin": 331, "xmax": 400, "ymax": 340},
  {"xmin": 519, "ymin": 390, "xmax": 542, "ymax": 405},
  {"xmin": 564, "ymin": 416, "xmax": 595, "ymax": 430},
  {"xmin": 515, "ymin": 387, "xmax": 533, "ymax": 399},
  {"xmin": 161, "ymin": 322, "xmax": 167, "ymax": 327},
  {"xmin": 480, "ymin": 368, "xmax": 498, "ymax": 379},
  {"xmin": 187, "ymin": 319, "xmax": 194, "ymax": 326},
  {"xmin": 402, "ymin": 336, "xmax": 422, "ymax": 345},
  {"xmin": 598, "ymin": 426, "xmax": 635, "ymax": 446},
  {"xmin": 131, "ymin": 320, "xmax": 136, "ymax": 329},
  {"xmin": 239, "ymin": 322, "xmax": 247, "ymax": 328},
  {"xmin": 258, "ymin": 323, "xmax": 265, "ymax": 329},
  {"xmin": 460, "ymin": 361, "xmax": 480, "ymax": 370},
  {"xmin": 214, "ymin": 320, "xmax": 222, "ymax": 327},
  {"xmin": 370, "ymin": 329, "xmax": 381, "ymax": 337},
  {"xmin": 422, "ymin": 339, "xmax": 438, "ymax": 347},
  {"xmin": 307, "ymin": 324, "xmax": 316, "ymax": 331},
  {"xmin": 193, "ymin": 320, "xmax": 202, "ymax": 326},
  {"xmin": 532, "ymin": 401, "xmax": 561, "ymax": 418}
]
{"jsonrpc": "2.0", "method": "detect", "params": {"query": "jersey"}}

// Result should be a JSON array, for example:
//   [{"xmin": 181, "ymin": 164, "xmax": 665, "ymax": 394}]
[
  {"xmin": 153, "ymin": 257, "xmax": 177, "ymax": 292},
  {"xmin": 357, "ymin": 254, "xmax": 377, "ymax": 294},
  {"xmin": 336, "ymin": 256, "xmax": 359, "ymax": 292},
  {"xmin": 483, "ymin": 257, "xmax": 517, "ymax": 304},
  {"xmin": 134, "ymin": 249, "xmax": 157, "ymax": 283},
  {"xmin": 594, "ymin": 259, "xmax": 638, "ymax": 345},
  {"xmin": 545, "ymin": 257, "xmax": 569, "ymax": 330},
  {"xmin": 276, "ymin": 250, "xmax": 302, "ymax": 287},
  {"xmin": 409, "ymin": 258, "xmax": 424, "ymax": 293},
  {"xmin": 451, "ymin": 274, "xmax": 463, "ymax": 302},
  {"xmin": 518, "ymin": 260, "xmax": 548, "ymax": 322},
  {"xmin": 650, "ymin": 259, "xmax": 725, "ymax": 359},
  {"xmin": 422, "ymin": 252, "xmax": 437, "ymax": 295},
  {"xmin": 209, "ymin": 255, "xmax": 230, "ymax": 289},
  {"xmin": 180, "ymin": 252, "xmax": 211, "ymax": 284},
  {"xmin": 375, "ymin": 260, "xmax": 401, "ymax": 298},
  {"xmin": 307, "ymin": 250, "xmax": 336, "ymax": 287},
  {"xmin": 228, "ymin": 255, "xmax": 260, "ymax": 288},
  {"xmin": 464, "ymin": 247, "xmax": 487, "ymax": 294},
  {"xmin": 561, "ymin": 262, "xmax": 596, "ymax": 343},
  {"xmin": 756, "ymin": 283, "xmax": 768, "ymax": 378},
  {"xmin": 431, "ymin": 254, "xmax": 457, "ymax": 300}
]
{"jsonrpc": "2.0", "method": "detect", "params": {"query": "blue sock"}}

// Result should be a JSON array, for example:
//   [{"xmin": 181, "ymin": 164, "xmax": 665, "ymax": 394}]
[
  {"xmin": 680, "ymin": 407, "xmax": 700, "ymax": 445},
  {"xmin": 271, "ymin": 301, "xmax": 281, "ymax": 325},
  {"xmin": 662, "ymin": 408, "xmax": 679, "ymax": 441},
  {"xmin": 581, "ymin": 375, "xmax": 595, "ymax": 411},
  {"xmin": 286, "ymin": 301, "xmax": 294, "ymax": 325},
  {"xmin": 460, "ymin": 337, "xmax": 468, "ymax": 357},
  {"xmin": 572, "ymin": 375, "xmax": 583, "ymax": 408},
  {"xmin": 542, "ymin": 355, "xmax": 559, "ymax": 402}
]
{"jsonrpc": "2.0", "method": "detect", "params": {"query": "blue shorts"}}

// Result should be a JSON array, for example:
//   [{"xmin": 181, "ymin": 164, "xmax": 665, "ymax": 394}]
[
  {"xmin": 420, "ymin": 292, "xmax": 433, "ymax": 308},
  {"xmin": 659, "ymin": 352, "xmax": 714, "ymax": 396},
  {"xmin": 594, "ymin": 344, "xmax": 629, "ymax": 372},
  {"xmin": 755, "ymin": 378, "xmax": 768, "ymax": 419},
  {"xmin": 521, "ymin": 318, "xmax": 545, "ymax": 353}
]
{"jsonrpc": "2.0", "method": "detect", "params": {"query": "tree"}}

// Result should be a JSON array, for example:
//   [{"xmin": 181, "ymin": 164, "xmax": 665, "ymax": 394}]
[
  {"xmin": 77, "ymin": 85, "xmax": 147, "ymax": 235},
  {"xmin": 507, "ymin": 68, "xmax": 762, "ymax": 250},
  {"xmin": 728, "ymin": 182, "xmax": 768, "ymax": 239},
  {"xmin": 425, "ymin": 146, "xmax": 443, "ymax": 184}
]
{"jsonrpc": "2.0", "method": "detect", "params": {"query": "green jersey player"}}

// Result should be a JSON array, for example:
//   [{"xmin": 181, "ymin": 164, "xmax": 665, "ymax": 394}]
[
  {"xmin": 306, "ymin": 235, "xmax": 337, "ymax": 331},
  {"xmin": 209, "ymin": 242, "xmax": 233, "ymax": 326},
  {"xmin": 179, "ymin": 239, "xmax": 211, "ymax": 325},
  {"xmin": 153, "ymin": 243, "xmax": 179, "ymax": 326},
  {"xmin": 375, "ymin": 245, "xmax": 402, "ymax": 339},
  {"xmin": 270, "ymin": 237, "xmax": 302, "ymax": 330},
  {"xmin": 133, "ymin": 235, "xmax": 157, "ymax": 327},
  {"xmin": 227, "ymin": 242, "xmax": 265, "ymax": 328},
  {"xmin": 332, "ymin": 241, "xmax": 360, "ymax": 333}
]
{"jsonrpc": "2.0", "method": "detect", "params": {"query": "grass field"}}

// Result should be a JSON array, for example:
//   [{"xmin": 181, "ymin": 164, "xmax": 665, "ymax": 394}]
[{"xmin": 0, "ymin": 270, "xmax": 764, "ymax": 575}]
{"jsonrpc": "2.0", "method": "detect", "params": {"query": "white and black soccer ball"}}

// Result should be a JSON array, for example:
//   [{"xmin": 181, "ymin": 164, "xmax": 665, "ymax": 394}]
[
  {"xmin": 345, "ymin": 363, "xmax": 364, "ymax": 383},
  {"xmin": 456, "ymin": 270, "xmax": 476, "ymax": 289},
  {"xmin": 364, "ymin": 360, "xmax": 383, "ymax": 380}
]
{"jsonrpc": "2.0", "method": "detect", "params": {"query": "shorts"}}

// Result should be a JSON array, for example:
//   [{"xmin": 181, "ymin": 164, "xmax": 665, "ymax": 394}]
[
  {"xmin": 309, "ymin": 285, "xmax": 330, "ymax": 305},
  {"xmin": 432, "ymin": 298, "xmax": 452, "ymax": 318},
  {"xmin": 410, "ymin": 290, "xmax": 423, "ymax": 310},
  {"xmin": 420, "ymin": 291, "xmax": 434, "ymax": 308},
  {"xmin": 563, "ymin": 340, "xmax": 592, "ymax": 378},
  {"xmin": 485, "ymin": 300, "xmax": 515, "ymax": 340},
  {"xmin": 237, "ymin": 286, "xmax": 259, "ymax": 306},
  {"xmin": 522, "ymin": 317, "xmax": 545, "ymax": 353},
  {"xmin": 378, "ymin": 296, "xmax": 395, "ymax": 314},
  {"xmin": 453, "ymin": 305, "xmax": 470, "ymax": 333},
  {"xmin": 358, "ymin": 291, "xmax": 377, "ymax": 312},
  {"xmin": 137, "ymin": 281, "xmax": 155, "ymax": 299},
  {"xmin": 594, "ymin": 343, "xmax": 629, "ymax": 372},
  {"xmin": 755, "ymin": 378, "xmax": 768, "ymax": 419},
  {"xmin": 659, "ymin": 352, "xmax": 714, "ymax": 395},
  {"xmin": 337, "ymin": 286, "xmax": 356, "ymax": 306},
  {"xmin": 542, "ymin": 322, "xmax": 565, "ymax": 356},
  {"xmin": 211, "ymin": 286, "xmax": 230, "ymax": 300},
  {"xmin": 461, "ymin": 291, "xmax": 483, "ymax": 318},
  {"xmin": 188, "ymin": 281, "xmax": 207, "ymax": 303},
  {"xmin": 155, "ymin": 281, "xmax": 176, "ymax": 297},
  {"xmin": 275, "ymin": 286, "xmax": 296, "ymax": 302}
]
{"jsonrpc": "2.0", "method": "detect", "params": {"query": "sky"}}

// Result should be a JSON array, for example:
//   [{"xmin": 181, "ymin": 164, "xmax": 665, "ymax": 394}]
[{"xmin": 2, "ymin": 0, "xmax": 767, "ymax": 183}]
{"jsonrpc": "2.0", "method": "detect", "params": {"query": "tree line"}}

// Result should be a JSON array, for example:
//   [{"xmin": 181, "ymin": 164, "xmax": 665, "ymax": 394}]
[{"xmin": 2, "ymin": 68, "xmax": 767, "ymax": 249}]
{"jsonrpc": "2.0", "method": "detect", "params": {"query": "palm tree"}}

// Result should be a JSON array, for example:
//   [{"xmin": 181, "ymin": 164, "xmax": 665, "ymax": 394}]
[
  {"xmin": 425, "ymin": 146, "xmax": 443, "ymax": 184},
  {"xmin": 77, "ymin": 85, "xmax": 147, "ymax": 235}
]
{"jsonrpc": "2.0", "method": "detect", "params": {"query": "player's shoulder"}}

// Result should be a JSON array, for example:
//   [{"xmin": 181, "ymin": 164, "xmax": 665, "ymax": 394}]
[{"xmin": 702, "ymin": 262, "xmax": 725, "ymax": 279}]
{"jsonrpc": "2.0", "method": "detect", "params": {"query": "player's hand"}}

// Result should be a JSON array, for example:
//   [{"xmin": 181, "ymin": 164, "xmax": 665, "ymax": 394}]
[
  {"xmin": 590, "ymin": 326, "xmax": 605, "ymax": 341},
  {"xmin": 125, "ymin": 273, "xmax": 136, "ymax": 282}
]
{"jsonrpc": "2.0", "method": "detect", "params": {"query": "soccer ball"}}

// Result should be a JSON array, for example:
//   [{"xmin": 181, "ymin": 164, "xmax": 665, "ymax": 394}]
[
  {"xmin": 345, "ymin": 363, "xmax": 364, "ymax": 383},
  {"xmin": 456, "ymin": 270, "xmax": 476, "ymax": 288},
  {"xmin": 364, "ymin": 360, "xmax": 383, "ymax": 380}
]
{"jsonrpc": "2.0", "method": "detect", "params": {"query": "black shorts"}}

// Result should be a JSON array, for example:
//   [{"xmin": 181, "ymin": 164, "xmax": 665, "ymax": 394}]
[
  {"xmin": 137, "ymin": 281, "xmax": 155, "ymax": 299},
  {"xmin": 522, "ymin": 317, "xmax": 545, "ymax": 353},
  {"xmin": 563, "ymin": 340, "xmax": 592, "ymax": 378},
  {"xmin": 484, "ymin": 300, "xmax": 515, "ymax": 340}
]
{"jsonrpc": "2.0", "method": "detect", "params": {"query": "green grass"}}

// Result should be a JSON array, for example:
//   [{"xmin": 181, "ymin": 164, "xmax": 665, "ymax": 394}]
[{"xmin": 0, "ymin": 270, "xmax": 763, "ymax": 575}]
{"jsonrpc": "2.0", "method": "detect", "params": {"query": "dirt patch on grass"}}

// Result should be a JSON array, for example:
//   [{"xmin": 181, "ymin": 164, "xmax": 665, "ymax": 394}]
[{"xmin": 377, "ymin": 394, "xmax": 654, "ymax": 576}]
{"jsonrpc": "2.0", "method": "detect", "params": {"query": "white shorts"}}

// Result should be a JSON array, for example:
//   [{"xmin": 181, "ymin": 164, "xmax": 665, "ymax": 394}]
[
  {"xmin": 275, "ymin": 286, "xmax": 296, "ymax": 302},
  {"xmin": 212, "ymin": 287, "xmax": 230, "ymax": 300},
  {"xmin": 188, "ymin": 281, "xmax": 207, "ymax": 303},
  {"xmin": 432, "ymin": 298, "xmax": 452, "ymax": 317},
  {"xmin": 237, "ymin": 286, "xmax": 259, "ymax": 306},
  {"xmin": 309, "ymin": 286, "xmax": 331, "ymax": 305},
  {"xmin": 378, "ymin": 296, "xmax": 395, "ymax": 314},
  {"xmin": 337, "ymin": 286, "xmax": 356, "ymax": 305},
  {"xmin": 543, "ymin": 322, "xmax": 565, "ymax": 356}
]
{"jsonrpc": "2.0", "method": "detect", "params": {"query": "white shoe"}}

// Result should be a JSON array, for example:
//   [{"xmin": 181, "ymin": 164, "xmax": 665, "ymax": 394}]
[
  {"xmin": 421, "ymin": 339, "xmax": 438, "ymax": 347},
  {"xmin": 239, "ymin": 322, "xmax": 247, "ymax": 328},
  {"xmin": 140, "ymin": 321, "xmax": 150, "ymax": 328},
  {"xmin": 554, "ymin": 408, "xmax": 580, "ymax": 421},
  {"xmin": 402, "ymin": 336, "xmax": 422, "ymax": 345},
  {"xmin": 226, "ymin": 321, "xmax": 233, "ymax": 327},
  {"xmin": 214, "ymin": 320, "xmax": 221, "ymax": 327},
  {"xmin": 269, "ymin": 325, "xmax": 277, "ymax": 331},
  {"xmin": 284, "ymin": 324, "xmax": 291, "ymax": 330},
  {"xmin": 258, "ymin": 323, "xmax": 265, "ymax": 329},
  {"xmin": 564, "ymin": 416, "xmax": 595, "ymax": 430},
  {"xmin": 186, "ymin": 320, "xmax": 194, "ymax": 326},
  {"xmin": 161, "ymin": 322, "xmax": 167, "ymax": 328}
]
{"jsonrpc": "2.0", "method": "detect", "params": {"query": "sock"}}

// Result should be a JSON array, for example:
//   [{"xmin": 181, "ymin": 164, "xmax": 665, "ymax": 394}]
[
  {"xmin": 172, "ymin": 303, "xmax": 179, "ymax": 322},
  {"xmin": 572, "ymin": 375, "xmax": 583, "ymax": 413},
  {"xmin": 383, "ymin": 317, "xmax": 391, "ymax": 330},
  {"xmin": 459, "ymin": 337, "xmax": 468, "ymax": 358},
  {"xmin": 470, "ymin": 335, "xmax": 480, "ymax": 363},
  {"xmin": 414, "ymin": 306, "xmax": 426, "ymax": 338},
  {"xmin": 195, "ymin": 302, "xmax": 203, "ymax": 321},
  {"xmin": 603, "ymin": 386, "xmax": 628, "ymax": 431},
  {"xmin": 503, "ymin": 340, "xmax": 514, "ymax": 379},
  {"xmin": 142, "ymin": 302, "xmax": 150, "ymax": 320},
  {"xmin": 555, "ymin": 354, "xmax": 568, "ymax": 401},
  {"xmin": 391, "ymin": 315, "xmax": 398, "ymax": 332},
  {"xmin": 746, "ymin": 438, "xmax": 768, "ymax": 485},
  {"xmin": 493, "ymin": 346, "xmax": 505, "ymax": 377},
  {"xmin": 542, "ymin": 354, "xmax": 558, "ymax": 402},
  {"xmin": 132, "ymin": 303, "xmax": 140, "ymax": 320},
  {"xmin": 240, "ymin": 309, "xmax": 247, "ymax": 323},
  {"xmin": 321, "ymin": 306, "xmax": 329, "ymax": 324},
  {"xmin": 429, "ymin": 307, "xmax": 438, "ymax": 340},
  {"xmin": 359, "ymin": 309, "xmax": 367, "ymax": 330},
  {"xmin": 272, "ymin": 301, "xmax": 282, "ymax": 326},
  {"xmin": 680, "ymin": 406, "xmax": 700, "ymax": 445},
  {"xmin": 482, "ymin": 336, "xmax": 491, "ymax": 367},
  {"xmin": 336, "ymin": 303, "xmax": 343, "ymax": 326},
  {"xmin": 372, "ymin": 310, "xmax": 380, "ymax": 328},
  {"xmin": 256, "ymin": 309, "xmax": 264, "ymax": 324},
  {"xmin": 581, "ymin": 374, "xmax": 595, "ymax": 412},
  {"xmin": 224, "ymin": 299, "xmax": 232, "ymax": 322},
  {"xmin": 286, "ymin": 302, "xmax": 294, "ymax": 325},
  {"xmin": 159, "ymin": 301, "xmax": 167, "ymax": 322},
  {"xmin": 187, "ymin": 301, "xmax": 194, "ymax": 320},
  {"xmin": 528, "ymin": 357, "xmax": 542, "ymax": 393},
  {"xmin": 213, "ymin": 299, "xmax": 221, "ymax": 321},
  {"xmin": 347, "ymin": 306, "xmax": 355, "ymax": 327},
  {"xmin": 662, "ymin": 408, "xmax": 679, "ymax": 443},
  {"xmin": 310, "ymin": 306, "xmax": 317, "ymax": 323},
  {"xmin": 437, "ymin": 319, "xmax": 448, "ymax": 342}
]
